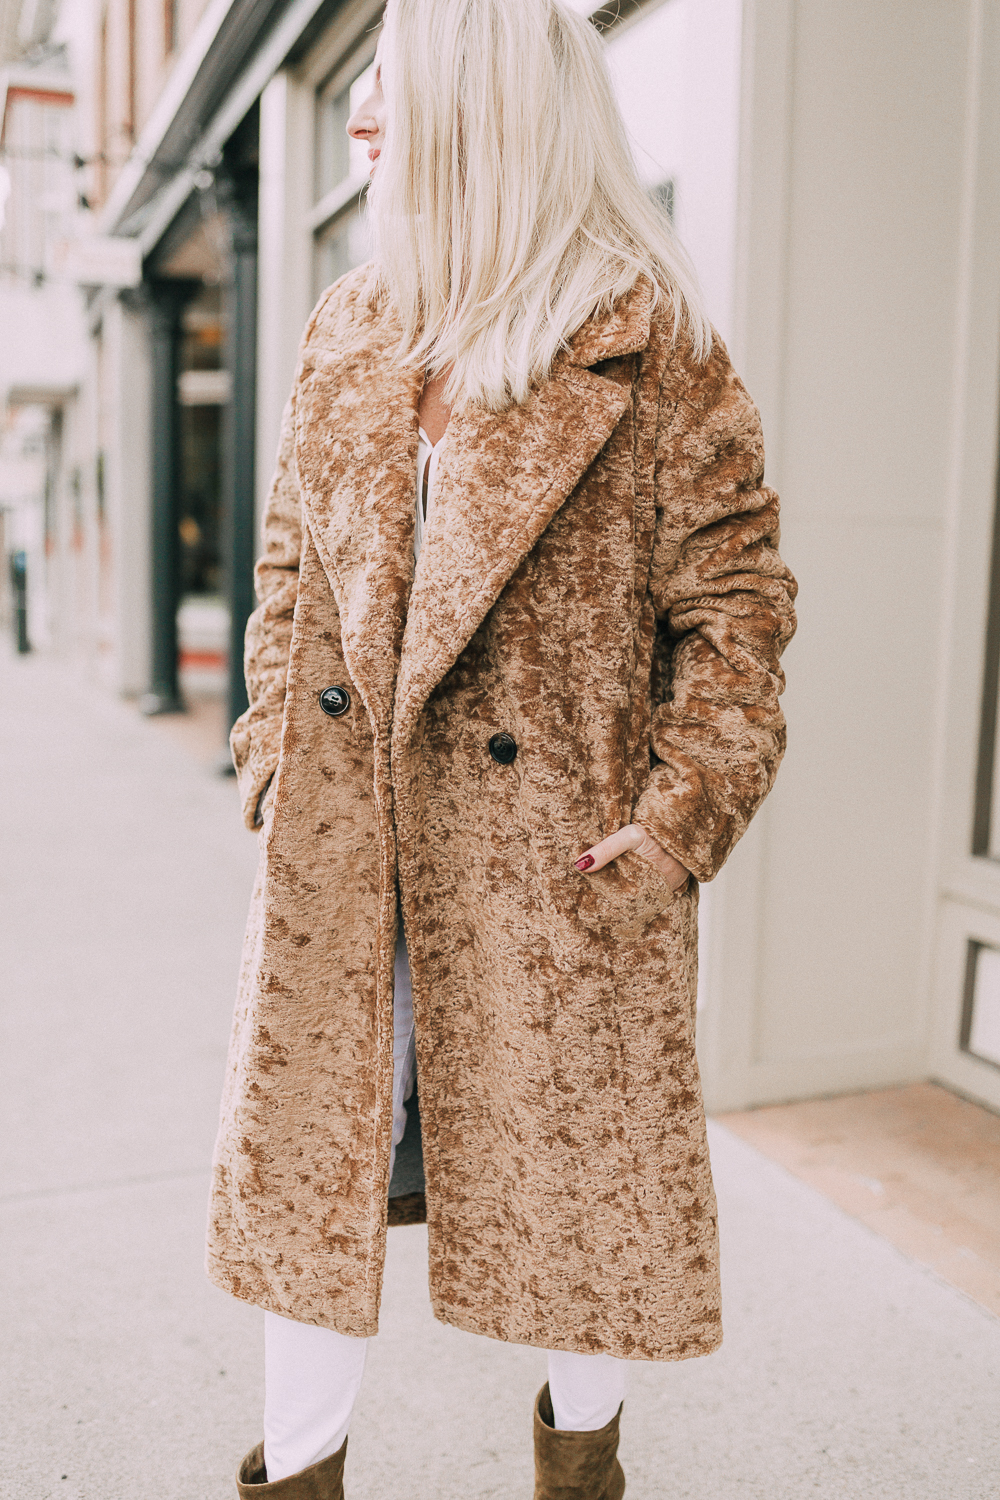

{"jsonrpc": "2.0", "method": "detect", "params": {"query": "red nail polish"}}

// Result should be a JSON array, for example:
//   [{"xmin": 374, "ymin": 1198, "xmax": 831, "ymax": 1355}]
[{"xmin": 575, "ymin": 855, "xmax": 594, "ymax": 871}]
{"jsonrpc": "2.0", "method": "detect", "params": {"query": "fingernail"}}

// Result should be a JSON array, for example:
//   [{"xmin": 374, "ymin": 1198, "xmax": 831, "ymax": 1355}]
[{"xmin": 575, "ymin": 855, "xmax": 594, "ymax": 871}]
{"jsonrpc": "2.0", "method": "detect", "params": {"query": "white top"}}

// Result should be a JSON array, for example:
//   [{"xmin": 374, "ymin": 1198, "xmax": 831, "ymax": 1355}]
[{"xmin": 415, "ymin": 426, "xmax": 444, "ymax": 563}]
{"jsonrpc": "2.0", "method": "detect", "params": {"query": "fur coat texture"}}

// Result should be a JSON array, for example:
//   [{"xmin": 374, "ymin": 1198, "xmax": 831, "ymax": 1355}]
[{"xmin": 206, "ymin": 267, "xmax": 797, "ymax": 1362}]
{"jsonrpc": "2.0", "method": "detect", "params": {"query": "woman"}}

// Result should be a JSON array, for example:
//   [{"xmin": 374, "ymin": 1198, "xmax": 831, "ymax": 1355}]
[{"xmin": 207, "ymin": 0, "xmax": 797, "ymax": 1495}]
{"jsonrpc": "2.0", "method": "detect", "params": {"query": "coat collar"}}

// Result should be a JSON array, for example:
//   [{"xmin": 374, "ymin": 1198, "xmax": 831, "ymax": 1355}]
[
  {"xmin": 564, "ymin": 277, "xmax": 655, "ymax": 366},
  {"xmin": 293, "ymin": 275, "xmax": 653, "ymax": 746}
]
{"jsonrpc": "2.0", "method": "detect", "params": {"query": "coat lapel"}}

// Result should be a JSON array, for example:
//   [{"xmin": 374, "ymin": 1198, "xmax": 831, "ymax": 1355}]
[
  {"xmin": 293, "ymin": 292, "xmax": 423, "ymax": 739},
  {"xmin": 393, "ymin": 279, "xmax": 653, "ymax": 743},
  {"xmin": 293, "ymin": 274, "xmax": 654, "ymax": 746},
  {"xmin": 392, "ymin": 362, "xmax": 630, "ymax": 746}
]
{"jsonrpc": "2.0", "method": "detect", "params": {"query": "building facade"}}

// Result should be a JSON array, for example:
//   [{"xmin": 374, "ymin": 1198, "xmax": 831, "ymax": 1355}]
[
  {"xmin": 0, "ymin": 6, "xmax": 88, "ymax": 660},
  {"xmin": 5, "ymin": 0, "xmax": 1000, "ymax": 1117}
]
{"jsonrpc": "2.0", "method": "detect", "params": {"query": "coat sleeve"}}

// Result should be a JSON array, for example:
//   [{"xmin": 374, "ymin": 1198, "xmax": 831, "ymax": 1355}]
[
  {"xmin": 631, "ymin": 340, "xmax": 798, "ymax": 883},
  {"xmin": 229, "ymin": 392, "xmax": 302, "ymax": 831}
]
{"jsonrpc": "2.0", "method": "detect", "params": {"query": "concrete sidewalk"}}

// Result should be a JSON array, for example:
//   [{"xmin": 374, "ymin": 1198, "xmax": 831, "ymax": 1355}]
[{"xmin": 2, "ymin": 649, "xmax": 998, "ymax": 1500}]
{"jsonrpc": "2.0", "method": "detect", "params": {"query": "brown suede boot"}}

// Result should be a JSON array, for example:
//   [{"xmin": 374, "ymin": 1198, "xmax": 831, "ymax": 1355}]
[
  {"xmin": 236, "ymin": 1437, "xmax": 348, "ymax": 1498},
  {"xmin": 533, "ymin": 1383, "xmax": 625, "ymax": 1500}
]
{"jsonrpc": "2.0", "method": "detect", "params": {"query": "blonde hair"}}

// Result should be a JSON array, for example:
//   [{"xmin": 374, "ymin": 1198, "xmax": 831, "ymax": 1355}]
[{"xmin": 367, "ymin": 0, "xmax": 711, "ymax": 412}]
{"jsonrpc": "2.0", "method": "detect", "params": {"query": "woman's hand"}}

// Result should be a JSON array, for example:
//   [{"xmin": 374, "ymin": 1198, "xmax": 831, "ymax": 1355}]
[{"xmin": 575, "ymin": 824, "xmax": 690, "ymax": 892}]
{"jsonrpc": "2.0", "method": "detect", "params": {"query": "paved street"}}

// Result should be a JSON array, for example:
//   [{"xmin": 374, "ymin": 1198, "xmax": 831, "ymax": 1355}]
[{"xmin": 2, "ymin": 648, "xmax": 999, "ymax": 1500}]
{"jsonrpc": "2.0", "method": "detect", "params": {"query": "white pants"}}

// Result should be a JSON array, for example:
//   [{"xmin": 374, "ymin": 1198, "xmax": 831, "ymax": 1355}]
[
  {"xmin": 263, "ymin": 926, "xmax": 628, "ymax": 1483},
  {"xmin": 389, "ymin": 913, "xmax": 417, "ymax": 1177}
]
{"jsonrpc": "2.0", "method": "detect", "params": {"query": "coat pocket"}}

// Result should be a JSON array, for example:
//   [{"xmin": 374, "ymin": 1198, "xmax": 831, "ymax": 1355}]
[{"xmin": 589, "ymin": 847, "xmax": 688, "ymax": 940}]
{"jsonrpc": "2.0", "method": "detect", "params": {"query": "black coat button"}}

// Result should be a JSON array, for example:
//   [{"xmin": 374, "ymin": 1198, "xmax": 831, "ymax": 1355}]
[
  {"xmin": 488, "ymin": 733, "xmax": 517, "ymax": 765},
  {"xmin": 319, "ymin": 685, "xmax": 351, "ymax": 717}
]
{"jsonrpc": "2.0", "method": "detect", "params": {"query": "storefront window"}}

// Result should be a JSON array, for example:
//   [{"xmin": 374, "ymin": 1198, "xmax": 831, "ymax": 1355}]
[
  {"xmin": 312, "ymin": 54, "xmax": 375, "ymax": 300},
  {"xmin": 315, "ymin": 210, "xmax": 372, "ymax": 294},
  {"xmin": 962, "ymin": 389, "xmax": 1000, "ymax": 1077},
  {"xmin": 177, "ymin": 286, "xmax": 225, "ymax": 598},
  {"xmin": 315, "ymin": 62, "xmax": 373, "ymax": 201},
  {"xmin": 961, "ymin": 941, "xmax": 1000, "ymax": 1071},
  {"xmin": 973, "ymin": 439, "xmax": 1000, "ymax": 859}
]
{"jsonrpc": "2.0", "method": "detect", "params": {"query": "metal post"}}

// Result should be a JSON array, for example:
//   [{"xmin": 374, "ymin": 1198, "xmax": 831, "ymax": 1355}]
[
  {"xmin": 220, "ymin": 174, "xmax": 259, "ymax": 748},
  {"xmin": 10, "ymin": 550, "xmax": 29, "ymax": 653},
  {"xmin": 141, "ymin": 281, "xmax": 191, "ymax": 715}
]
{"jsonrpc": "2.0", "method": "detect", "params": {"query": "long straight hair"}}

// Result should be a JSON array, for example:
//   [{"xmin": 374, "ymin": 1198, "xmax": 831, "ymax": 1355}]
[{"xmin": 367, "ymin": 0, "xmax": 711, "ymax": 412}]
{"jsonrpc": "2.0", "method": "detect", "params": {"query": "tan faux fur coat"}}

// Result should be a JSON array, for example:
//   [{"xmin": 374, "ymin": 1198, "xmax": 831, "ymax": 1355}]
[{"xmin": 206, "ymin": 267, "xmax": 797, "ymax": 1361}]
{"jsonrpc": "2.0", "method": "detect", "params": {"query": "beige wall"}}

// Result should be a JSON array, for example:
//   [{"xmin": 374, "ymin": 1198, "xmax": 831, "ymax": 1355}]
[
  {"xmin": 696, "ymin": 0, "xmax": 1000, "ymax": 1112},
  {"xmin": 926, "ymin": 0, "xmax": 1000, "ymax": 1113}
]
